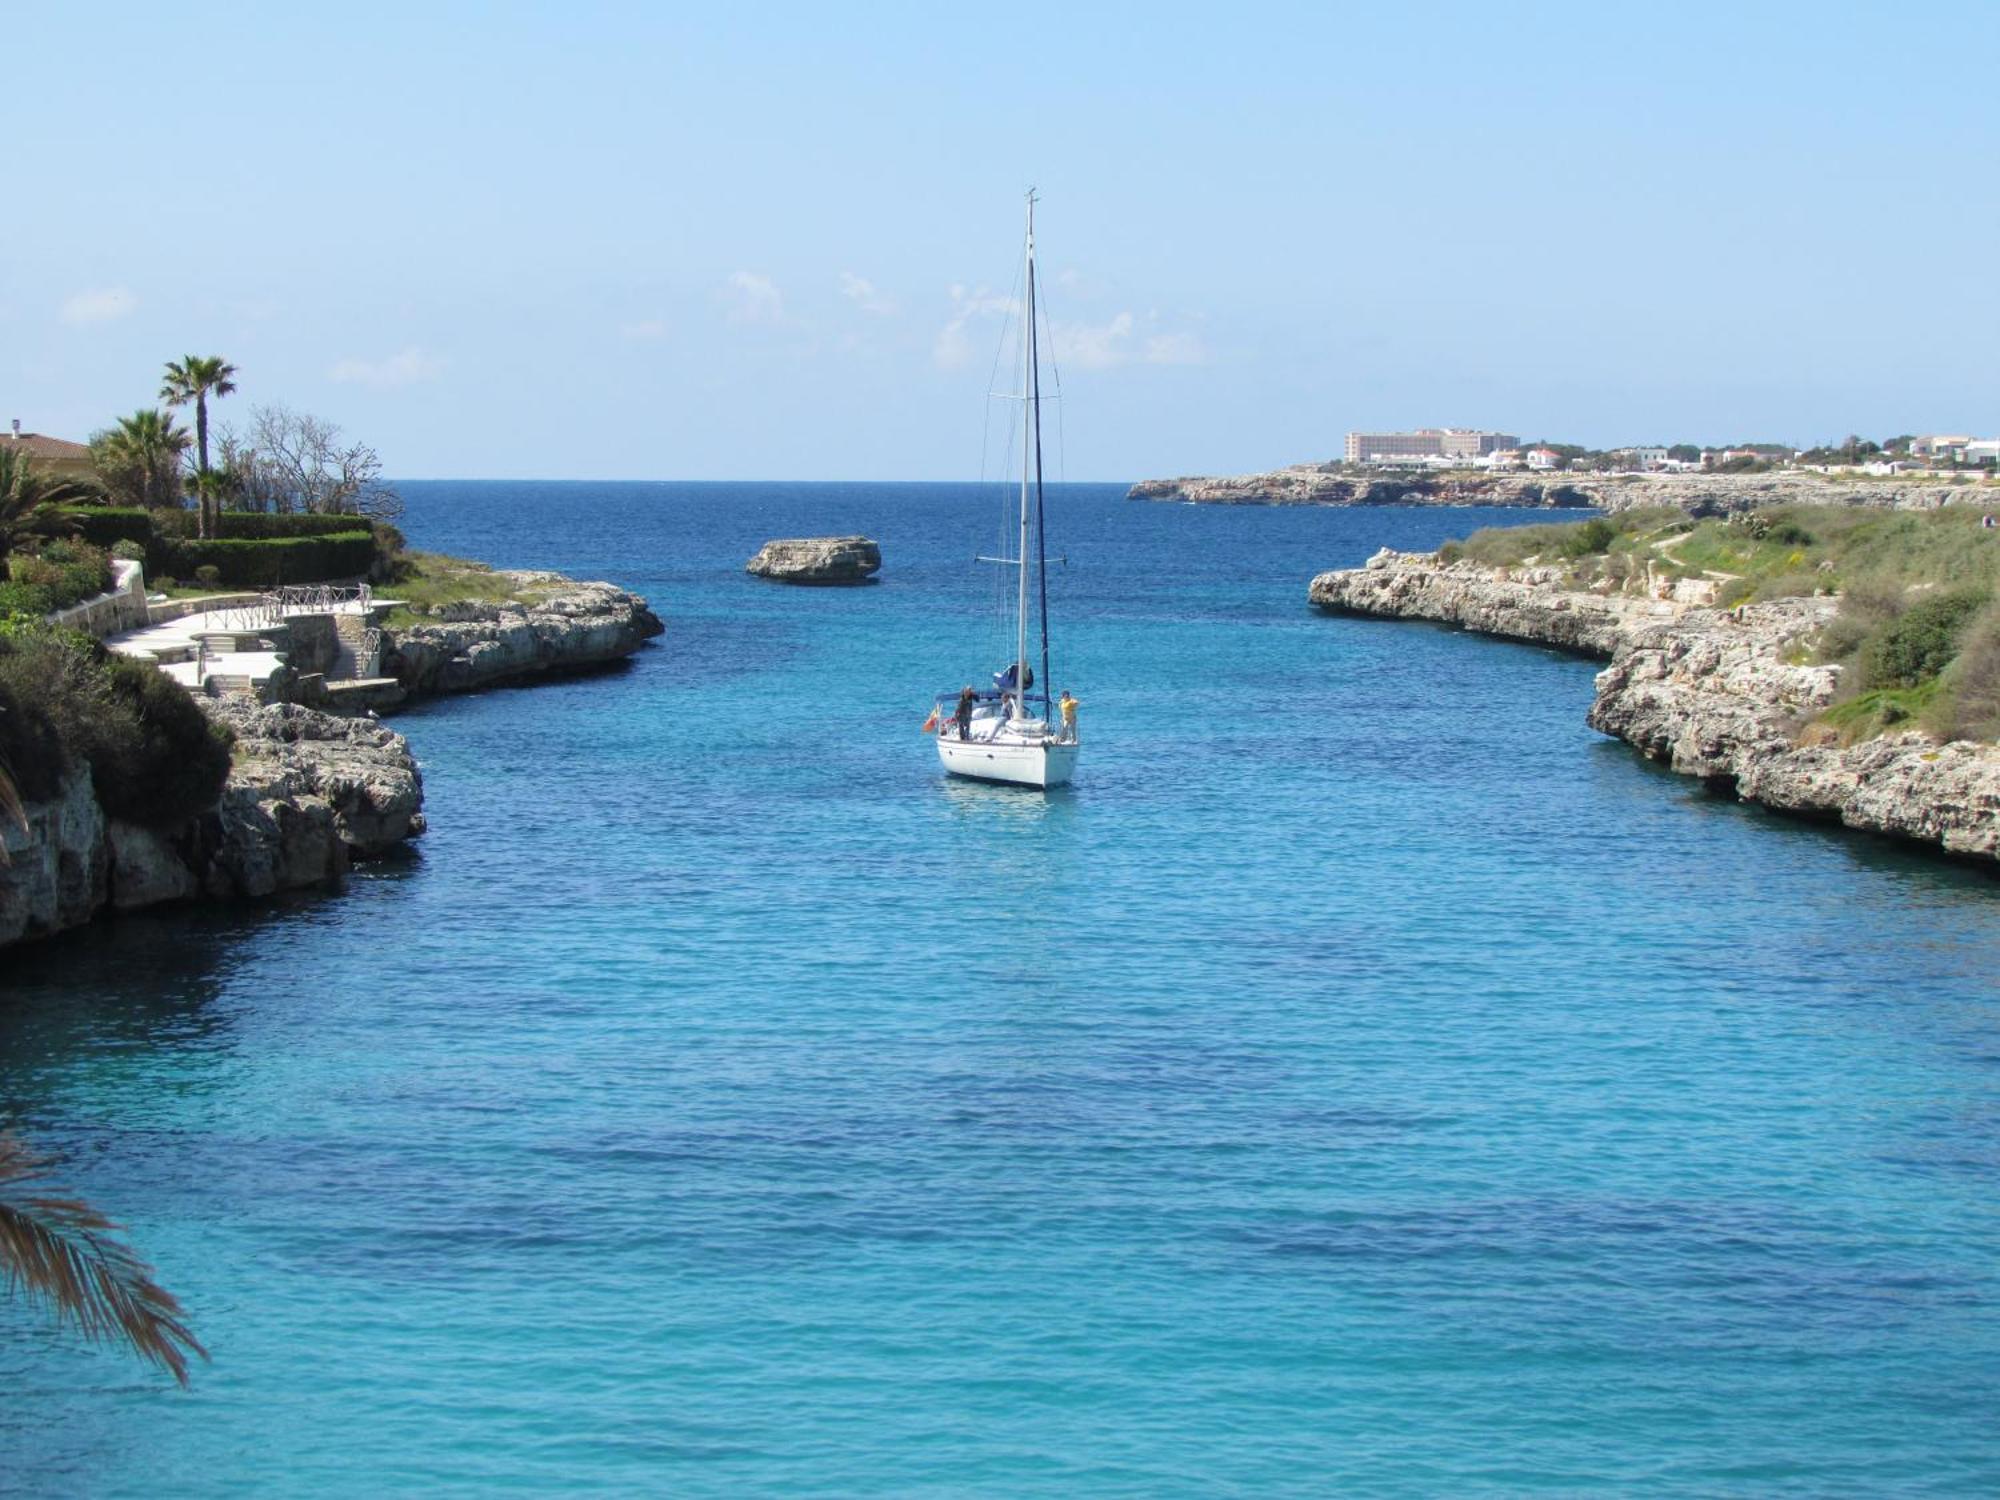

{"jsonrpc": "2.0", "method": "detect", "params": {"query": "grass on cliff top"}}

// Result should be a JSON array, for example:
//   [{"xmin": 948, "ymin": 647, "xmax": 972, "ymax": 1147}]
[
  {"xmin": 378, "ymin": 552, "xmax": 560, "ymax": 628},
  {"xmin": 1435, "ymin": 504, "xmax": 2000, "ymax": 745},
  {"xmin": 1440, "ymin": 503, "xmax": 2000, "ymax": 601}
]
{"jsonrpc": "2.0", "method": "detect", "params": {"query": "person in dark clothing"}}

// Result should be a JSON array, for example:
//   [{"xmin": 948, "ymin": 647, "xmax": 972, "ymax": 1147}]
[{"xmin": 954, "ymin": 686, "xmax": 976, "ymax": 740}]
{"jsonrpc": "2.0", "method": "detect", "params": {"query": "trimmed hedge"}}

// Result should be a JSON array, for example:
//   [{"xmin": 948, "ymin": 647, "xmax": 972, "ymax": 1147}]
[
  {"xmin": 152, "ymin": 532, "xmax": 376, "ymax": 586},
  {"xmin": 34, "ymin": 506, "xmax": 154, "ymax": 549},
  {"xmin": 156, "ymin": 510, "xmax": 369, "ymax": 541},
  {"xmin": 41, "ymin": 505, "xmax": 378, "ymax": 546}
]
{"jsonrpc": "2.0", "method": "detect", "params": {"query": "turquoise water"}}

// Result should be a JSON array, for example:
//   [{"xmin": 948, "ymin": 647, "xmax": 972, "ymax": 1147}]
[{"xmin": 4, "ymin": 482, "xmax": 1999, "ymax": 1496}]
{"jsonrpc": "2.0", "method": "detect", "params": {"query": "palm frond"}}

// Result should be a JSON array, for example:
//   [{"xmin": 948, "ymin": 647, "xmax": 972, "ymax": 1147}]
[
  {"xmin": 0, "ymin": 1136, "xmax": 207, "ymax": 1386},
  {"xmin": 0, "ymin": 763, "xmax": 22, "ymax": 868}
]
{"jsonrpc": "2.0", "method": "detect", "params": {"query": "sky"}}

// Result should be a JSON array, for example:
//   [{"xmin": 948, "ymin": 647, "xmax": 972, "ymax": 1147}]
[{"xmin": 7, "ymin": 1, "xmax": 2000, "ymax": 481}]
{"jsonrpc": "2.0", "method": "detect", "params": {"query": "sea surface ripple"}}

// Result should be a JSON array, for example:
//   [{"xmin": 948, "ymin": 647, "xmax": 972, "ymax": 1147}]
[{"xmin": 2, "ymin": 483, "xmax": 1997, "ymax": 1496}]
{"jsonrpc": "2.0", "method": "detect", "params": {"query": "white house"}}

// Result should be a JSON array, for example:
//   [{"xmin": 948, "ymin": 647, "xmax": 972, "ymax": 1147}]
[
  {"xmin": 1910, "ymin": 434, "xmax": 1973, "ymax": 459},
  {"xmin": 1617, "ymin": 447, "xmax": 1669, "ymax": 470},
  {"xmin": 1525, "ymin": 447, "xmax": 1561, "ymax": 471}
]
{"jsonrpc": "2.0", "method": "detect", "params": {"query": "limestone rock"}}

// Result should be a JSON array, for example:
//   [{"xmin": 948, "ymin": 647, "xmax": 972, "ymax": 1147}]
[
  {"xmin": 381, "ymin": 576, "xmax": 664, "ymax": 696},
  {"xmin": 0, "ymin": 770, "xmax": 107, "ymax": 946},
  {"xmin": 106, "ymin": 821, "xmax": 198, "ymax": 910},
  {"xmin": 745, "ymin": 536, "xmax": 882, "ymax": 585},
  {"xmin": 201, "ymin": 699, "xmax": 426, "ymax": 861},
  {"xmin": 1309, "ymin": 551, "xmax": 2000, "ymax": 864},
  {"xmin": 1139, "ymin": 467, "xmax": 2000, "ymax": 517}
]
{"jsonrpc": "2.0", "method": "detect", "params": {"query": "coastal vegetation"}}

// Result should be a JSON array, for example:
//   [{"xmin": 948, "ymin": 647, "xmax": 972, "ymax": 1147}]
[
  {"xmin": 376, "ymin": 551, "xmax": 558, "ymax": 627},
  {"xmin": 0, "ymin": 626, "xmax": 233, "ymax": 827},
  {"xmin": 1438, "ymin": 504, "xmax": 2000, "ymax": 744},
  {"xmin": 0, "ymin": 539, "xmax": 113, "ymax": 617}
]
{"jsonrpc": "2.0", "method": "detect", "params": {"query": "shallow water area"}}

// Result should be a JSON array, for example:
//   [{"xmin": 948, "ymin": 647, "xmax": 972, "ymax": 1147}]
[{"xmin": 4, "ymin": 483, "xmax": 1998, "ymax": 1496}]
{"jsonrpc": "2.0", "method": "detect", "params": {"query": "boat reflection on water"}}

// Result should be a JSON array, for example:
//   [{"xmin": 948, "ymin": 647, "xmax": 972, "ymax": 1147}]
[{"xmin": 936, "ymin": 771, "xmax": 1077, "ymax": 822}]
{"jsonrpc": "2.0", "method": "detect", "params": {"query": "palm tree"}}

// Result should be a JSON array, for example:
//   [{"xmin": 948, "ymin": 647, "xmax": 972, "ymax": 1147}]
[
  {"xmin": 0, "ymin": 448, "xmax": 103, "ymax": 551},
  {"xmin": 161, "ymin": 356, "xmax": 237, "ymax": 539},
  {"xmin": 91, "ymin": 410, "xmax": 191, "ymax": 511},
  {"xmin": 0, "ymin": 1133, "xmax": 206, "ymax": 1385}
]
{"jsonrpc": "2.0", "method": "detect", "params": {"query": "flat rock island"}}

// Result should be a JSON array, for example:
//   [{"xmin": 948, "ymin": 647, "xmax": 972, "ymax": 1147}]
[{"xmin": 746, "ymin": 535, "xmax": 881, "ymax": 584}]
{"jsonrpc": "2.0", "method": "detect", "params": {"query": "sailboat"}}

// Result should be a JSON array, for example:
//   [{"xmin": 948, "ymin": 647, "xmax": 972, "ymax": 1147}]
[{"xmin": 931, "ymin": 192, "xmax": 1079, "ymax": 790}]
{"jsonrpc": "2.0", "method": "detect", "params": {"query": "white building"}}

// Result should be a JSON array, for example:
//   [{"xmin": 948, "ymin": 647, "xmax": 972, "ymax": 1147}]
[
  {"xmin": 1910, "ymin": 434, "xmax": 1973, "ymax": 459},
  {"xmin": 1618, "ymin": 447, "xmax": 1669, "ymax": 470},
  {"xmin": 1525, "ymin": 447, "xmax": 1561, "ymax": 471}
]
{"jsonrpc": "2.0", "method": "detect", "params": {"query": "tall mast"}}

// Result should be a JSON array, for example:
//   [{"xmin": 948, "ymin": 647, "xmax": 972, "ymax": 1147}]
[{"xmin": 1014, "ymin": 190, "xmax": 1035, "ymax": 722}]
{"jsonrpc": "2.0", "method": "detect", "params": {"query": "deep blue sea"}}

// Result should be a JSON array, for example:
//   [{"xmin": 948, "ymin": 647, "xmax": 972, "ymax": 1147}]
[{"xmin": 4, "ymin": 482, "xmax": 1999, "ymax": 1496}]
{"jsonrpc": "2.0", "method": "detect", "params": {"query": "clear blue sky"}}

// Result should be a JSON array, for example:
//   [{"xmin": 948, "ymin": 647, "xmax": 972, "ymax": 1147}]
[{"xmin": 8, "ymin": 1, "xmax": 1999, "ymax": 480}]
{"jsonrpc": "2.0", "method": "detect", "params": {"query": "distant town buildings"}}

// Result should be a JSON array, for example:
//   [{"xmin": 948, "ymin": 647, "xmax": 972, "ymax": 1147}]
[
  {"xmin": 1345, "ymin": 428, "xmax": 1519, "ymax": 464},
  {"xmin": 1335, "ymin": 425, "xmax": 2000, "ymax": 474}
]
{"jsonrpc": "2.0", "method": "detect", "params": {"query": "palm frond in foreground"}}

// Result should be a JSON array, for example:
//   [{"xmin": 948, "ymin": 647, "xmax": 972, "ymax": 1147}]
[{"xmin": 0, "ymin": 1134, "xmax": 207, "ymax": 1385}]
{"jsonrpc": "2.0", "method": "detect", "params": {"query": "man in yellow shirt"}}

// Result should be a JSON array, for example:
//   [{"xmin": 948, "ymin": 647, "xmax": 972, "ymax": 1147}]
[{"xmin": 1058, "ymin": 690, "xmax": 1079, "ymax": 741}]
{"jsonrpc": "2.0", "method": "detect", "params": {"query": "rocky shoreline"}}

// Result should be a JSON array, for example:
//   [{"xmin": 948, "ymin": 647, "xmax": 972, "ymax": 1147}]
[
  {"xmin": 1310, "ymin": 550, "xmax": 2000, "ymax": 862},
  {"xmin": 1, "ymin": 572, "xmax": 662, "ymax": 948},
  {"xmin": 380, "ymin": 576, "xmax": 664, "ymax": 697},
  {"xmin": 2, "ymin": 700, "xmax": 424, "ymax": 946},
  {"xmin": 1135, "ymin": 467, "xmax": 2000, "ymax": 517}
]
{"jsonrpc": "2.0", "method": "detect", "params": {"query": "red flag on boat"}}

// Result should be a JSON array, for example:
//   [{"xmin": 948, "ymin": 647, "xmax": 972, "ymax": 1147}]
[{"xmin": 921, "ymin": 709, "xmax": 939, "ymax": 734}]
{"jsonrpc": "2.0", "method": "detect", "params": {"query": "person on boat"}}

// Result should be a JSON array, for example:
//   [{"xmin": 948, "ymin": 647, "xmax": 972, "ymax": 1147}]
[
  {"xmin": 1059, "ymin": 690, "xmax": 1079, "ymax": 740},
  {"xmin": 954, "ymin": 686, "xmax": 976, "ymax": 740}
]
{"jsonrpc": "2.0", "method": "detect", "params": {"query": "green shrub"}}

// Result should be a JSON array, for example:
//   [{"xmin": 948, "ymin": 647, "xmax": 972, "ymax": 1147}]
[
  {"xmin": 149, "ymin": 532, "xmax": 376, "ymax": 586},
  {"xmin": 111, "ymin": 539, "xmax": 146, "ymax": 563},
  {"xmin": 154, "ymin": 510, "xmax": 376, "ymax": 541},
  {"xmin": 1818, "ymin": 580, "xmax": 1904, "ymax": 662},
  {"xmin": 0, "ymin": 630, "xmax": 232, "ymax": 826},
  {"xmin": 1935, "ymin": 601, "xmax": 2000, "ymax": 742},
  {"xmin": 1559, "ymin": 517, "xmax": 1618, "ymax": 558},
  {"xmin": 1858, "ymin": 589, "xmax": 1988, "ymax": 690},
  {"xmin": 34, "ymin": 506, "xmax": 156, "ymax": 549},
  {"xmin": 90, "ymin": 656, "xmax": 235, "ymax": 826},
  {"xmin": 194, "ymin": 565, "xmax": 221, "ymax": 587},
  {"xmin": 8, "ymin": 540, "xmax": 112, "ymax": 611}
]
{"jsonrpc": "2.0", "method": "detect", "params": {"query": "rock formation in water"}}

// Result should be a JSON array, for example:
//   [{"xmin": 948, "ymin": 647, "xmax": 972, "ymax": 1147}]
[
  {"xmin": 1, "ymin": 700, "xmax": 424, "ymax": 947},
  {"xmin": 1310, "ymin": 549, "xmax": 2000, "ymax": 862},
  {"xmin": 381, "ymin": 576, "xmax": 664, "ymax": 696},
  {"xmin": 1135, "ymin": 467, "xmax": 2000, "ymax": 517},
  {"xmin": 745, "ymin": 536, "xmax": 882, "ymax": 584}
]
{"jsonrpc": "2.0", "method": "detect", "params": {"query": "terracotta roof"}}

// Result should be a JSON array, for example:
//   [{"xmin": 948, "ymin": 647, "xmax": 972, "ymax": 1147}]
[{"xmin": 2, "ymin": 432, "xmax": 91, "ymax": 460}]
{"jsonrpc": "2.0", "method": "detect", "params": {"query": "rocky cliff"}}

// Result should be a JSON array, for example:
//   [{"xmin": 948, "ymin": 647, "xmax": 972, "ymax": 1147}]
[
  {"xmin": 1310, "ymin": 550, "xmax": 2000, "ymax": 862},
  {"xmin": 381, "ymin": 576, "xmax": 664, "ymax": 697},
  {"xmin": 1136, "ymin": 466, "xmax": 2000, "ymax": 517},
  {"xmin": 744, "ymin": 536, "xmax": 882, "ymax": 584},
  {"xmin": 1, "ymin": 700, "xmax": 424, "ymax": 947}
]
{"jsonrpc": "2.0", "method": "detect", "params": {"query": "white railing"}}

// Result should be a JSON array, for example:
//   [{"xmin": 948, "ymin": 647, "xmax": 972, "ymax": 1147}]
[
  {"xmin": 208, "ymin": 596, "xmax": 282, "ymax": 631},
  {"xmin": 274, "ymin": 582, "xmax": 371, "ymax": 614}
]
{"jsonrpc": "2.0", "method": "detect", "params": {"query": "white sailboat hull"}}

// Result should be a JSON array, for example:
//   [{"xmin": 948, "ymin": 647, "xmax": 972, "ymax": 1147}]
[{"xmin": 937, "ymin": 733, "xmax": 1078, "ymax": 789}]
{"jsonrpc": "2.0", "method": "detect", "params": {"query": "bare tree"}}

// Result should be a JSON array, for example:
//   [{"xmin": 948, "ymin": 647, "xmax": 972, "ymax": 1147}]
[{"xmin": 216, "ymin": 405, "xmax": 402, "ymax": 521}]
